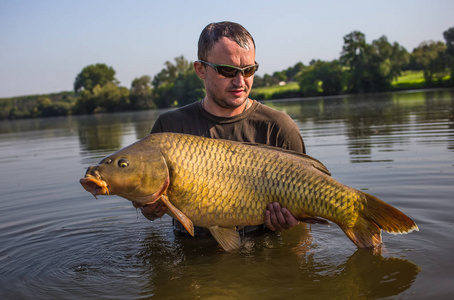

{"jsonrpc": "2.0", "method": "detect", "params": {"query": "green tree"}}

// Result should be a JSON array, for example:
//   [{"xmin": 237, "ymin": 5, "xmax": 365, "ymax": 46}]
[
  {"xmin": 443, "ymin": 27, "xmax": 454, "ymax": 85},
  {"xmin": 152, "ymin": 56, "xmax": 203, "ymax": 108},
  {"xmin": 152, "ymin": 56, "xmax": 191, "ymax": 88},
  {"xmin": 412, "ymin": 41, "xmax": 447, "ymax": 86},
  {"xmin": 297, "ymin": 60, "xmax": 343, "ymax": 96},
  {"xmin": 74, "ymin": 63, "xmax": 118, "ymax": 93},
  {"xmin": 371, "ymin": 36, "xmax": 409, "ymax": 81},
  {"xmin": 341, "ymin": 32, "xmax": 409, "ymax": 92},
  {"xmin": 172, "ymin": 71, "xmax": 205, "ymax": 107},
  {"xmin": 297, "ymin": 64, "xmax": 319, "ymax": 97},
  {"xmin": 363, "ymin": 36, "xmax": 409, "ymax": 91},
  {"xmin": 253, "ymin": 74, "xmax": 265, "ymax": 87},
  {"xmin": 73, "ymin": 83, "xmax": 129, "ymax": 113},
  {"xmin": 130, "ymin": 75, "xmax": 154, "ymax": 109},
  {"xmin": 340, "ymin": 31, "xmax": 368, "ymax": 93},
  {"xmin": 91, "ymin": 83, "xmax": 130, "ymax": 112},
  {"xmin": 262, "ymin": 73, "xmax": 280, "ymax": 86},
  {"xmin": 273, "ymin": 71, "xmax": 287, "ymax": 82},
  {"xmin": 285, "ymin": 62, "xmax": 305, "ymax": 82},
  {"xmin": 316, "ymin": 60, "xmax": 344, "ymax": 95}
]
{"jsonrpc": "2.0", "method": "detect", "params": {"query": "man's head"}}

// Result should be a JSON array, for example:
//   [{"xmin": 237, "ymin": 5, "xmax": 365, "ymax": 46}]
[
  {"xmin": 197, "ymin": 21, "xmax": 256, "ymax": 61},
  {"xmin": 194, "ymin": 22, "xmax": 257, "ymax": 116}
]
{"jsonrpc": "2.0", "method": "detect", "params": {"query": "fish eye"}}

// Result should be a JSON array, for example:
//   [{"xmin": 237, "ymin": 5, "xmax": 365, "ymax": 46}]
[{"xmin": 118, "ymin": 158, "xmax": 129, "ymax": 168}]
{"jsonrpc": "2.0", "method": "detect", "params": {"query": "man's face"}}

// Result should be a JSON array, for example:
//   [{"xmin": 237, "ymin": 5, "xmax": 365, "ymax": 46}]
[{"xmin": 197, "ymin": 37, "xmax": 256, "ymax": 111}]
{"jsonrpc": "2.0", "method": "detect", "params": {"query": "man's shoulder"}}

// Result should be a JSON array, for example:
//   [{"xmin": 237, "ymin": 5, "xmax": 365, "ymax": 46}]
[
  {"xmin": 253, "ymin": 102, "xmax": 297, "ymax": 126},
  {"xmin": 158, "ymin": 102, "xmax": 200, "ymax": 120}
]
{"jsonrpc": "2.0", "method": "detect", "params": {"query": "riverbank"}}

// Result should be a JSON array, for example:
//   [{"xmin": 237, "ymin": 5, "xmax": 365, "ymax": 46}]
[
  {"xmin": 1, "ymin": 71, "xmax": 452, "ymax": 120},
  {"xmin": 250, "ymin": 70, "xmax": 452, "ymax": 100}
]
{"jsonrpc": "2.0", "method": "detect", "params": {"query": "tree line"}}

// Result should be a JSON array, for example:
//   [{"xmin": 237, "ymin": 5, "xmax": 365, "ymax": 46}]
[{"xmin": 1, "ymin": 27, "xmax": 453, "ymax": 120}]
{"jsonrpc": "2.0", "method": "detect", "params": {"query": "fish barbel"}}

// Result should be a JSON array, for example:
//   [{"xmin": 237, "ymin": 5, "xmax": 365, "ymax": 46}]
[{"xmin": 80, "ymin": 133, "xmax": 418, "ymax": 251}]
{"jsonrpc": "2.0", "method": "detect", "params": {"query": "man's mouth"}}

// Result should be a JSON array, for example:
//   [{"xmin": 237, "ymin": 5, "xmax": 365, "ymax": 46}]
[{"xmin": 229, "ymin": 89, "xmax": 244, "ymax": 97}]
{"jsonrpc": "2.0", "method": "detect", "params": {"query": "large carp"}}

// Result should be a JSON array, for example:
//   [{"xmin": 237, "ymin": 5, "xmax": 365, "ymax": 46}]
[{"xmin": 80, "ymin": 133, "xmax": 418, "ymax": 251}]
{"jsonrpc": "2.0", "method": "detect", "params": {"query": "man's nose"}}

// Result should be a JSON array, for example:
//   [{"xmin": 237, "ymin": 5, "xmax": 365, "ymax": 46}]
[{"xmin": 231, "ymin": 71, "xmax": 246, "ymax": 86}]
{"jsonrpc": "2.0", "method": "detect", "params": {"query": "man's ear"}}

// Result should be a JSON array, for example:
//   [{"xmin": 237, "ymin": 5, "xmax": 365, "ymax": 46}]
[{"xmin": 194, "ymin": 61, "xmax": 207, "ymax": 79}]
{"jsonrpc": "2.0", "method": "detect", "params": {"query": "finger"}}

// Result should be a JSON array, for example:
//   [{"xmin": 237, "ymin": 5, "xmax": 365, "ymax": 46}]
[
  {"xmin": 142, "ymin": 200, "xmax": 161, "ymax": 213},
  {"xmin": 267, "ymin": 203, "xmax": 285, "ymax": 231},
  {"xmin": 266, "ymin": 203, "xmax": 280, "ymax": 231},
  {"xmin": 273, "ymin": 202, "xmax": 287, "ymax": 228},
  {"xmin": 155, "ymin": 203, "xmax": 168, "ymax": 217},
  {"xmin": 282, "ymin": 208, "xmax": 299, "ymax": 227},
  {"xmin": 264, "ymin": 210, "xmax": 276, "ymax": 231}
]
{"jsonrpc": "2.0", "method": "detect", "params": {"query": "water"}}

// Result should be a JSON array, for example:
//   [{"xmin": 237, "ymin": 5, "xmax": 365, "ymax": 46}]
[{"xmin": 1, "ymin": 89, "xmax": 453, "ymax": 299}]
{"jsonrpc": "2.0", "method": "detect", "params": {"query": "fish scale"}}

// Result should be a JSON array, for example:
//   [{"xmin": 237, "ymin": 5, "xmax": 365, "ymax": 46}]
[
  {"xmin": 157, "ymin": 134, "xmax": 361, "ymax": 227},
  {"xmin": 80, "ymin": 132, "xmax": 418, "ymax": 251}
]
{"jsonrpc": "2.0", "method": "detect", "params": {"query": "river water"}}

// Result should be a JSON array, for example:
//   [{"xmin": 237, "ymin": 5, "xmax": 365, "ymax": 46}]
[{"xmin": 1, "ymin": 89, "xmax": 453, "ymax": 299}]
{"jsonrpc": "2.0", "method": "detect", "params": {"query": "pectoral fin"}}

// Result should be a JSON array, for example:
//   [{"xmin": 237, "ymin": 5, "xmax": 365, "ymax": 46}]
[
  {"xmin": 160, "ymin": 195, "xmax": 194, "ymax": 236},
  {"xmin": 208, "ymin": 226, "xmax": 241, "ymax": 252}
]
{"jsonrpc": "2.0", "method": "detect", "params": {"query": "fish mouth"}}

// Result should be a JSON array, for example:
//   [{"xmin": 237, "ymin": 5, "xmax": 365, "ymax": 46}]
[{"xmin": 80, "ymin": 174, "xmax": 109, "ymax": 198}]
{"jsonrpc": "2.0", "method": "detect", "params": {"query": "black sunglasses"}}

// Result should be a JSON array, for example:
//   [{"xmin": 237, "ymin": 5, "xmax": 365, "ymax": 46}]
[{"xmin": 198, "ymin": 60, "xmax": 259, "ymax": 78}]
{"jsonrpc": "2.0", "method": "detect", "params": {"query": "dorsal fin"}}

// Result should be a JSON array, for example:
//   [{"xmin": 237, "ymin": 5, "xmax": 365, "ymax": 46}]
[{"xmin": 241, "ymin": 142, "xmax": 331, "ymax": 176}]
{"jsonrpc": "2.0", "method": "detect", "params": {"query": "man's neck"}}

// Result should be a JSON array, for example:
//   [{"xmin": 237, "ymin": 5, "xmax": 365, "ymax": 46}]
[{"xmin": 202, "ymin": 98, "xmax": 250, "ymax": 117}]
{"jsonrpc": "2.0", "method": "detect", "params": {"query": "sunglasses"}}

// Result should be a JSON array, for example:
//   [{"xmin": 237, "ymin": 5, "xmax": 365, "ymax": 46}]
[{"xmin": 198, "ymin": 60, "xmax": 259, "ymax": 78}]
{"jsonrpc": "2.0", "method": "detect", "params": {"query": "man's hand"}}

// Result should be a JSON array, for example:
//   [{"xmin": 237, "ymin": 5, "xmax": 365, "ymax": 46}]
[
  {"xmin": 265, "ymin": 202, "xmax": 299, "ymax": 231},
  {"xmin": 133, "ymin": 200, "xmax": 167, "ymax": 221}
]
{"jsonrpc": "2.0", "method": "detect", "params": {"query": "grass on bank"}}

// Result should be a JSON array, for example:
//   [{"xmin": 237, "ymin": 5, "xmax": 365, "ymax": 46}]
[
  {"xmin": 250, "ymin": 70, "xmax": 451, "ymax": 100},
  {"xmin": 391, "ymin": 70, "xmax": 426, "ymax": 90},
  {"xmin": 250, "ymin": 82, "xmax": 300, "ymax": 100}
]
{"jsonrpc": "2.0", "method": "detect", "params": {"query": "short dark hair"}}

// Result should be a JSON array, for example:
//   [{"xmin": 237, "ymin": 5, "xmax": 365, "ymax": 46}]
[{"xmin": 197, "ymin": 22, "xmax": 256, "ymax": 61}]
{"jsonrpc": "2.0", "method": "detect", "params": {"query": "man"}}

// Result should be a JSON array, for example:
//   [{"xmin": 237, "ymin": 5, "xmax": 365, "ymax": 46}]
[{"xmin": 136, "ymin": 21, "xmax": 304, "ymax": 235}]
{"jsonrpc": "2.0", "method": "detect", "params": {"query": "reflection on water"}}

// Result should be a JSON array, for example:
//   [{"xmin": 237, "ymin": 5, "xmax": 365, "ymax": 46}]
[
  {"xmin": 136, "ymin": 223, "xmax": 420, "ymax": 299},
  {"xmin": 1, "ymin": 89, "xmax": 454, "ymax": 299},
  {"xmin": 267, "ymin": 89, "xmax": 454, "ymax": 162}
]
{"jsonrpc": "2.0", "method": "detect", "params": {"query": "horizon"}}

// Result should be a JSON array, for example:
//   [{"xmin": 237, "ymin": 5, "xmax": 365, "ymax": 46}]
[{"xmin": 1, "ymin": 0, "xmax": 453, "ymax": 98}]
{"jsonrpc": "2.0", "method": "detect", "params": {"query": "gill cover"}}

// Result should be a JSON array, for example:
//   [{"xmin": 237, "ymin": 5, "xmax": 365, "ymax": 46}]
[{"xmin": 80, "ymin": 142, "xmax": 170, "ymax": 205}]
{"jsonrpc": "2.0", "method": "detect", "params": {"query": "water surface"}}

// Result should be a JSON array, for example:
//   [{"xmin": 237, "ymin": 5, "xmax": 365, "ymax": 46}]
[{"xmin": 1, "ymin": 89, "xmax": 453, "ymax": 299}]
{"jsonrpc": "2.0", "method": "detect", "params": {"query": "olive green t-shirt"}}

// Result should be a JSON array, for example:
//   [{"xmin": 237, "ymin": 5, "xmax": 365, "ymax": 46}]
[{"xmin": 151, "ymin": 100, "xmax": 305, "ymax": 153}]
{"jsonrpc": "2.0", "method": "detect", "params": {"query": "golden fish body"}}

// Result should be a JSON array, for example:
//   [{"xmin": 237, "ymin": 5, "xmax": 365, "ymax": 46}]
[{"xmin": 80, "ymin": 133, "xmax": 418, "ymax": 251}]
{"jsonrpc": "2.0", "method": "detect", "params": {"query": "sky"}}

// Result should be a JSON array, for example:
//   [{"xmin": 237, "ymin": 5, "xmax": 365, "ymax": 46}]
[{"xmin": 0, "ymin": 0, "xmax": 453, "ymax": 98}]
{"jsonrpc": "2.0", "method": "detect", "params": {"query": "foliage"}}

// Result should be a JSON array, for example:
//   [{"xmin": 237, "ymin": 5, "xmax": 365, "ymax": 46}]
[
  {"xmin": 74, "ymin": 63, "xmax": 118, "ymax": 93},
  {"xmin": 130, "ymin": 75, "xmax": 154, "ymax": 109},
  {"xmin": 0, "ymin": 92, "xmax": 76, "ymax": 120},
  {"xmin": 151, "ymin": 56, "xmax": 204, "ymax": 108},
  {"xmin": 254, "ymin": 62, "xmax": 305, "ymax": 88},
  {"xmin": 339, "ymin": 31, "xmax": 410, "ymax": 93},
  {"xmin": 443, "ymin": 27, "xmax": 454, "ymax": 85},
  {"xmin": 285, "ymin": 62, "xmax": 305, "ymax": 82},
  {"xmin": 73, "ymin": 83, "xmax": 130, "ymax": 114},
  {"xmin": 73, "ymin": 64, "xmax": 129, "ymax": 114},
  {"xmin": 297, "ymin": 59, "xmax": 344, "ymax": 96},
  {"xmin": 412, "ymin": 41, "xmax": 447, "ymax": 86}
]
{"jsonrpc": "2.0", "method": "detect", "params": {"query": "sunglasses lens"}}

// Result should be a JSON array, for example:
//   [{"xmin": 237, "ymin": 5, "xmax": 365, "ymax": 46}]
[
  {"xmin": 216, "ymin": 66, "xmax": 238, "ymax": 77},
  {"xmin": 243, "ymin": 66, "xmax": 257, "ymax": 77}
]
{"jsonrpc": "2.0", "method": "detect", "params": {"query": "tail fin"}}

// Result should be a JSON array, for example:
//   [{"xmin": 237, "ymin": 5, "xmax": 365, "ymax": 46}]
[{"xmin": 340, "ymin": 191, "xmax": 418, "ymax": 248}]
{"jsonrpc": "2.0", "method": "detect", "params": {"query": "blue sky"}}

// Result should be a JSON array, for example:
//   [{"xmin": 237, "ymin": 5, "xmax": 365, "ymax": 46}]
[{"xmin": 1, "ymin": 0, "xmax": 453, "ymax": 98}]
